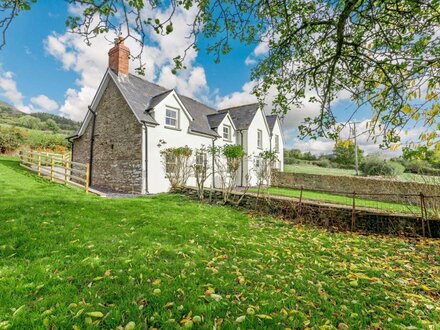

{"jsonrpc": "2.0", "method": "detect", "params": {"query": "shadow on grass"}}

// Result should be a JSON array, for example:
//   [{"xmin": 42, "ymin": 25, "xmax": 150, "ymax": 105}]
[{"xmin": 0, "ymin": 156, "xmax": 22, "ymax": 171}]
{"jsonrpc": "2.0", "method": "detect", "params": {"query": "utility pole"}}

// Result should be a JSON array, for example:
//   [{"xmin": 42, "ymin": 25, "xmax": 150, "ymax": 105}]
[{"xmin": 352, "ymin": 122, "xmax": 359, "ymax": 176}]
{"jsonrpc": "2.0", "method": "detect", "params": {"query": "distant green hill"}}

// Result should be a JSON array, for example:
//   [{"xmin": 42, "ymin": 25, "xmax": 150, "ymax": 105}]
[{"xmin": 0, "ymin": 100, "xmax": 80, "ymax": 133}]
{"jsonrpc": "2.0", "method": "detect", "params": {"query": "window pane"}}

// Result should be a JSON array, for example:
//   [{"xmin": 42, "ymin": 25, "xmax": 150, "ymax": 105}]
[
  {"xmin": 196, "ymin": 153, "xmax": 206, "ymax": 166},
  {"xmin": 166, "ymin": 117, "xmax": 176, "ymax": 127},
  {"xmin": 223, "ymin": 126, "xmax": 230, "ymax": 140},
  {"xmin": 257, "ymin": 130, "xmax": 262, "ymax": 147},
  {"xmin": 165, "ymin": 109, "xmax": 178, "ymax": 127},
  {"xmin": 166, "ymin": 154, "xmax": 176, "ymax": 174},
  {"xmin": 166, "ymin": 109, "xmax": 176, "ymax": 119}
]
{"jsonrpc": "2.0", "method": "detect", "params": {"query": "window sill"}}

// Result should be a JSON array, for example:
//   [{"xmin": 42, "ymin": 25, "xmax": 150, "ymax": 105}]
[
  {"xmin": 257, "ymin": 146, "xmax": 263, "ymax": 150},
  {"xmin": 164, "ymin": 125, "xmax": 182, "ymax": 131},
  {"xmin": 223, "ymin": 139, "xmax": 232, "ymax": 143}
]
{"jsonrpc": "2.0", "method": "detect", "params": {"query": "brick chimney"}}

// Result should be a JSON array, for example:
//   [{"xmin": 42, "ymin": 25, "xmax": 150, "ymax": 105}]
[{"xmin": 108, "ymin": 37, "xmax": 130, "ymax": 75}]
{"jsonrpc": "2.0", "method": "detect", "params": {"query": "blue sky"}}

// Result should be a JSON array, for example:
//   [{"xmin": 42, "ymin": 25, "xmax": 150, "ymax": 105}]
[
  {"xmin": 0, "ymin": 1, "xmax": 417, "ymax": 155},
  {"xmin": 0, "ymin": 1, "xmax": 253, "ymax": 111}
]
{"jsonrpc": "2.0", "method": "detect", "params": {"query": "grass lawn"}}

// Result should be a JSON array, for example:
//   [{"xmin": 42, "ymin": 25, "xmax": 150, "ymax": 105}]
[
  {"xmin": 284, "ymin": 164, "xmax": 439, "ymax": 184},
  {"xmin": 251, "ymin": 187, "xmax": 421, "ymax": 215},
  {"xmin": 284, "ymin": 164, "xmax": 357, "ymax": 176},
  {"xmin": 1, "ymin": 157, "xmax": 439, "ymax": 329}
]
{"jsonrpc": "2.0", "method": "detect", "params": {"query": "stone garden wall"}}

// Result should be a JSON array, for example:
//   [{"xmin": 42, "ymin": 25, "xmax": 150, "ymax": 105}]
[
  {"xmin": 177, "ymin": 187, "xmax": 440, "ymax": 238},
  {"xmin": 272, "ymin": 171, "xmax": 440, "ymax": 204}
]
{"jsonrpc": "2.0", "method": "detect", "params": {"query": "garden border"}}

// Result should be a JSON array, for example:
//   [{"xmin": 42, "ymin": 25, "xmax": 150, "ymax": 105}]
[{"xmin": 177, "ymin": 187, "xmax": 440, "ymax": 238}]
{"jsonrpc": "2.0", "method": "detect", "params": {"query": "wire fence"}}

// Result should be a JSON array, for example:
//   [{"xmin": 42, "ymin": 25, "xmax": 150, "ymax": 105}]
[
  {"xmin": 273, "ymin": 185, "xmax": 439, "ymax": 217},
  {"xmin": 260, "ymin": 185, "xmax": 440, "ymax": 237}
]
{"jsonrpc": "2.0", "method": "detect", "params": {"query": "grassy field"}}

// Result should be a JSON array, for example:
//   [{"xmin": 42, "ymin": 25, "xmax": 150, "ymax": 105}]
[
  {"xmin": 1, "ymin": 157, "xmax": 439, "ymax": 329},
  {"xmin": 251, "ymin": 187, "xmax": 421, "ymax": 215},
  {"xmin": 284, "ymin": 163, "xmax": 438, "ymax": 184},
  {"xmin": 284, "ymin": 164, "xmax": 357, "ymax": 176}
]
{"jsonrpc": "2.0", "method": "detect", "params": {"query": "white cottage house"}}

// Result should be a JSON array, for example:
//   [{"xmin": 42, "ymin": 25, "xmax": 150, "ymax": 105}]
[{"xmin": 69, "ymin": 38, "xmax": 284, "ymax": 194}]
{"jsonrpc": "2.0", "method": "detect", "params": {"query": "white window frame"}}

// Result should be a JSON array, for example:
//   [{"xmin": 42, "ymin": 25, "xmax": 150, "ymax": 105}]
[
  {"xmin": 275, "ymin": 134, "xmax": 279, "ymax": 152},
  {"xmin": 223, "ymin": 125, "xmax": 231, "ymax": 141},
  {"xmin": 165, "ymin": 153, "xmax": 176, "ymax": 174},
  {"xmin": 257, "ymin": 129, "xmax": 263, "ymax": 149},
  {"xmin": 195, "ymin": 152, "xmax": 207, "ymax": 167},
  {"xmin": 255, "ymin": 157, "xmax": 261, "ymax": 169},
  {"xmin": 165, "ymin": 108, "xmax": 178, "ymax": 128}
]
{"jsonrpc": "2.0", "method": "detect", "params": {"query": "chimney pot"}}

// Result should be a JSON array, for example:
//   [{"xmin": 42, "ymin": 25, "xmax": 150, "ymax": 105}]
[{"xmin": 108, "ymin": 37, "xmax": 130, "ymax": 75}]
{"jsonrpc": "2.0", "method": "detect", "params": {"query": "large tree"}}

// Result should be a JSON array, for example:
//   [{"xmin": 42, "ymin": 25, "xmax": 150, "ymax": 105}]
[{"xmin": 2, "ymin": 0, "xmax": 439, "ymax": 148}]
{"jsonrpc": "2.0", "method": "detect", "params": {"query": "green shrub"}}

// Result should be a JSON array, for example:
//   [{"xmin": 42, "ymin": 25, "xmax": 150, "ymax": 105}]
[
  {"xmin": 26, "ymin": 131, "xmax": 68, "ymax": 150},
  {"xmin": 17, "ymin": 115, "xmax": 42, "ymax": 130},
  {"xmin": 315, "ymin": 158, "xmax": 332, "ymax": 168},
  {"xmin": 402, "ymin": 159, "xmax": 428, "ymax": 174},
  {"xmin": 0, "ymin": 127, "xmax": 25, "ymax": 153},
  {"xmin": 360, "ymin": 157, "xmax": 404, "ymax": 177},
  {"xmin": 222, "ymin": 144, "xmax": 246, "ymax": 159}
]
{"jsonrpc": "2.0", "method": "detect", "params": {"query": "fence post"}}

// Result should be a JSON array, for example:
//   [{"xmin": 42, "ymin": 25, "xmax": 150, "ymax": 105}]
[
  {"xmin": 85, "ymin": 163, "xmax": 90, "ymax": 193},
  {"xmin": 422, "ymin": 196, "xmax": 432, "ymax": 238},
  {"xmin": 297, "ymin": 186, "xmax": 303, "ymax": 217},
  {"xmin": 64, "ymin": 160, "xmax": 68, "ymax": 185},
  {"xmin": 50, "ymin": 158, "xmax": 55, "ymax": 182},
  {"xmin": 351, "ymin": 192, "xmax": 356, "ymax": 231},
  {"xmin": 419, "ymin": 192, "xmax": 426, "ymax": 238},
  {"xmin": 37, "ymin": 154, "xmax": 41, "ymax": 176}
]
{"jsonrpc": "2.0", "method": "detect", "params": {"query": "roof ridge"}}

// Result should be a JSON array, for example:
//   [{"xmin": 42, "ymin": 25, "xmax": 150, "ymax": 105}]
[
  {"xmin": 207, "ymin": 112, "xmax": 226, "ymax": 117},
  {"xmin": 151, "ymin": 89, "xmax": 173, "ymax": 98},
  {"xmin": 127, "ymin": 73, "xmax": 167, "ymax": 91},
  {"xmin": 128, "ymin": 73, "xmax": 217, "ymax": 112},
  {"xmin": 178, "ymin": 94, "xmax": 217, "ymax": 112},
  {"xmin": 219, "ymin": 103, "xmax": 259, "ymax": 111}
]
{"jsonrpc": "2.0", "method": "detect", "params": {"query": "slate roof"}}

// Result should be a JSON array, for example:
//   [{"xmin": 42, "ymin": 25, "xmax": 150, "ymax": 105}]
[
  {"xmin": 266, "ymin": 115, "xmax": 277, "ymax": 133},
  {"xmin": 207, "ymin": 112, "xmax": 228, "ymax": 129},
  {"xmin": 146, "ymin": 90, "xmax": 173, "ymax": 111},
  {"xmin": 109, "ymin": 70, "xmax": 219, "ymax": 137},
  {"xmin": 73, "ymin": 70, "xmax": 277, "ymax": 140},
  {"xmin": 218, "ymin": 103, "xmax": 259, "ymax": 130}
]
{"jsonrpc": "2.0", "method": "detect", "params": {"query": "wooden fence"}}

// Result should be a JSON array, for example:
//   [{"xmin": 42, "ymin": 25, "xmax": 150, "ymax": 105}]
[{"xmin": 19, "ymin": 151, "xmax": 89, "ymax": 193}]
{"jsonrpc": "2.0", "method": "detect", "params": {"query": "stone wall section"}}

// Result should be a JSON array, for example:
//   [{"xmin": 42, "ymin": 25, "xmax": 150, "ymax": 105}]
[
  {"xmin": 177, "ymin": 187, "xmax": 440, "ymax": 238},
  {"xmin": 72, "ymin": 79, "xmax": 142, "ymax": 193},
  {"xmin": 272, "ymin": 171, "xmax": 440, "ymax": 204}
]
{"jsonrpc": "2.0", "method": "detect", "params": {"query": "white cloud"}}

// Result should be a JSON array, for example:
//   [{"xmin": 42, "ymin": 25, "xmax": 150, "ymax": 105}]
[
  {"xmin": 215, "ymin": 81, "xmax": 258, "ymax": 109},
  {"xmin": 30, "ymin": 95, "xmax": 58, "ymax": 112},
  {"xmin": 0, "ymin": 71, "xmax": 25, "ymax": 107},
  {"xmin": 245, "ymin": 41, "xmax": 269, "ymax": 66},
  {"xmin": 44, "ymin": 4, "xmax": 210, "ymax": 121},
  {"xmin": 0, "ymin": 71, "xmax": 58, "ymax": 113}
]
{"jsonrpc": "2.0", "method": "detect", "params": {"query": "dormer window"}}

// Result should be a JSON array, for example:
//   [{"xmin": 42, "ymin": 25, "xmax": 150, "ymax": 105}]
[
  {"xmin": 223, "ymin": 125, "xmax": 231, "ymax": 141},
  {"xmin": 165, "ymin": 108, "xmax": 178, "ymax": 128}
]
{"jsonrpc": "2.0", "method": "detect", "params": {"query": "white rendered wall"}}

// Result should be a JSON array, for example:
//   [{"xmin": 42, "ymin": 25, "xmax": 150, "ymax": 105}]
[
  {"xmin": 146, "ymin": 93, "xmax": 237, "ymax": 194},
  {"xmin": 270, "ymin": 120, "xmax": 284, "ymax": 171},
  {"xmin": 244, "ymin": 109, "xmax": 271, "ymax": 186},
  {"xmin": 146, "ymin": 93, "xmax": 213, "ymax": 193}
]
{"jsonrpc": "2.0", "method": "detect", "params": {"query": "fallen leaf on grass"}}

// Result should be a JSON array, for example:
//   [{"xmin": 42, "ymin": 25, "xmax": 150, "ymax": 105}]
[
  {"xmin": 236, "ymin": 315, "xmax": 246, "ymax": 322},
  {"xmin": 12, "ymin": 305, "xmax": 26, "ymax": 317},
  {"xmin": 211, "ymin": 294, "xmax": 222, "ymax": 302},
  {"xmin": 256, "ymin": 314, "xmax": 272, "ymax": 320},
  {"xmin": 87, "ymin": 311, "xmax": 104, "ymax": 318}
]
